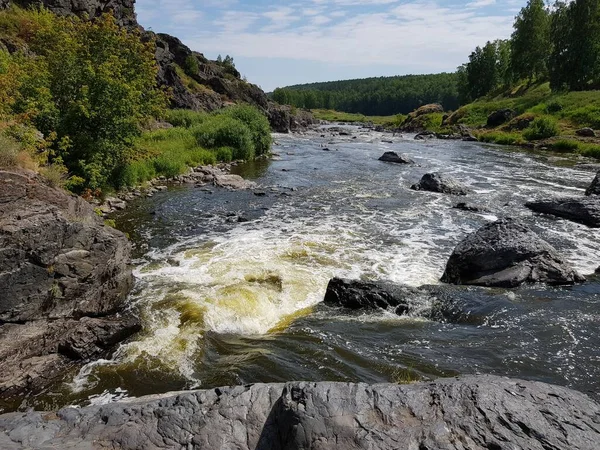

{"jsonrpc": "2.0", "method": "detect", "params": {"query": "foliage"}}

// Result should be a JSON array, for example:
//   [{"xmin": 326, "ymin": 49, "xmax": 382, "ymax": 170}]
[
  {"xmin": 552, "ymin": 139, "xmax": 580, "ymax": 152},
  {"xmin": 476, "ymin": 131, "xmax": 525, "ymax": 146},
  {"xmin": 183, "ymin": 55, "xmax": 199, "ymax": 77},
  {"xmin": 311, "ymin": 109, "xmax": 405, "ymax": 127},
  {"xmin": 523, "ymin": 116, "xmax": 559, "ymax": 140},
  {"xmin": 215, "ymin": 104, "xmax": 272, "ymax": 156},
  {"xmin": 511, "ymin": 0, "xmax": 550, "ymax": 82},
  {"xmin": 271, "ymin": 73, "xmax": 459, "ymax": 116},
  {"xmin": 164, "ymin": 109, "xmax": 208, "ymax": 128},
  {"xmin": 0, "ymin": 7, "xmax": 168, "ymax": 189},
  {"xmin": 463, "ymin": 40, "xmax": 511, "ymax": 101},
  {"xmin": 192, "ymin": 116, "xmax": 254, "ymax": 160}
]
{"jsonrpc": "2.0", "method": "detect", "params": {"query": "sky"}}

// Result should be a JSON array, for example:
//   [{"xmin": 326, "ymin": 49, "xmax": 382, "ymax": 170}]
[{"xmin": 136, "ymin": 0, "xmax": 527, "ymax": 92}]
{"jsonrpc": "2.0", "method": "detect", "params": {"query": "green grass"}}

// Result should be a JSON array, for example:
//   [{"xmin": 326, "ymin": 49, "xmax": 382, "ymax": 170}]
[
  {"xmin": 311, "ymin": 109, "xmax": 406, "ymax": 127},
  {"xmin": 476, "ymin": 131, "xmax": 525, "ymax": 145},
  {"xmin": 522, "ymin": 116, "xmax": 559, "ymax": 141}
]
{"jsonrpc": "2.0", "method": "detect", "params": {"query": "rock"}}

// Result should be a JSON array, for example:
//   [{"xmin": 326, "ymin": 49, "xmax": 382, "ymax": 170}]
[
  {"xmin": 525, "ymin": 197, "xmax": 600, "ymax": 228},
  {"xmin": 414, "ymin": 130, "xmax": 436, "ymax": 140},
  {"xmin": 9, "ymin": 0, "xmax": 136, "ymax": 26},
  {"xmin": 487, "ymin": 109, "xmax": 515, "ymax": 127},
  {"xmin": 504, "ymin": 114, "xmax": 535, "ymax": 131},
  {"xmin": 453, "ymin": 202, "xmax": 489, "ymax": 212},
  {"xmin": 462, "ymin": 134, "xmax": 478, "ymax": 142},
  {"xmin": 0, "ymin": 170, "xmax": 137, "ymax": 406},
  {"xmin": 324, "ymin": 278, "xmax": 415, "ymax": 315},
  {"xmin": 378, "ymin": 151, "xmax": 413, "ymax": 164},
  {"xmin": 400, "ymin": 104, "xmax": 444, "ymax": 132},
  {"xmin": 441, "ymin": 218, "xmax": 584, "ymax": 287},
  {"xmin": 267, "ymin": 102, "xmax": 316, "ymax": 133},
  {"xmin": 576, "ymin": 127, "xmax": 596, "ymax": 137},
  {"xmin": 412, "ymin": 103, "xmax": 444, "ymax": 117},
  {"xmin": 411, "ymin": 172, "xmax": 469, "ymax": 195},
  {"xmin": 253, "ymin": 190, "xmax": 266, "ymax": 196},
  {"xmin": 585, "ymin": 170, "xmax": 600, "ymax": 196},
  {"xmin": 213, "ymin": 173, "xmax": 256, "ymax": 190},
  {"xmin": 0, "ymin": 375, "xmax": 598, "ymax": 449}
]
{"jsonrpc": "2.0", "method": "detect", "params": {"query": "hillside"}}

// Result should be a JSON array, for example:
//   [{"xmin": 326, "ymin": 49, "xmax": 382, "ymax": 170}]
[{"xmin": 271, "ymin": 73, "xmax": 459, "ymax": 116}]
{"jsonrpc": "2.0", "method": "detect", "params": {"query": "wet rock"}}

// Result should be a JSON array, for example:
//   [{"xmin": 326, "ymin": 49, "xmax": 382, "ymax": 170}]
[
  {"xmin": 378, "ymin": 151, "xmax": 413, "ymax": 164},
  {"xmin": 525, "ymin": 197, "xmax": 600, "ymax": 228},
  {"xmin": 253, "ymin": 190, "xmax": 267, "ymax": 197},
  {"xmin": 411, "ymin": 172, "xmax": 469, "ymax": 195},
  {"xmin": 586, "ymin": 170, "xmax": 600, "ymax": 196},
  {"xmin": 453, "ymin": 202, "xmax": 489, "ymax": 212},
  {"xmin": 441, "ymin": 218, "xmax": 584, "ymax": 287},
  {"xmin": 214, "ymin": 173, "xmax": 256, "ymax": 190},
  {"xmin": 0, "ymin": 170, "xmax": 137, "ymax": 405},
  {"xmin": 0, "ymin": 375, "xmax": 598, "ymax": 450},
  {"xmin": 414, "ymin": 131, "xmax": 436, "ymax": 140},
  {"xmin": 324, "ymin": 278, "xmax": 415, "ymax": 315},
  {"xmin": 487, "ymin": 109, "xmax": 515, "ymax": 127},
  {"xmin": 576, "ymin": 127, "xmax": 596, "ymax": 137}
]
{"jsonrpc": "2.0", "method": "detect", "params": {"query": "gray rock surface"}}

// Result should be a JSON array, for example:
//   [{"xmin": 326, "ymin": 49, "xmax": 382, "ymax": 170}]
[
  {"xmin": 0, "ymin": 170, "xmax": 138, "ymax": 409},
  {"xmin": 10, "ymin": 0, "xmax": 136, "ymax": 26},
  {"xmin": 586, "ymin": 170, "xmax": 600, "ymax": 196},
  {"xmin": 441, "ymin": 218, "xmax": 584, "ymax": 287},
  {"xmin": 525, "ymin": 197, "xmax": 600, "ymax": 228},
  {"xmin": 0, "ymin": 375, "xmax": 598, "ymax": 449},
  {"xmin": 378, "ymin": 151, "xmax": 413, "ymax": 164},
  {"xmin": 411, "ymin": 172, "xmax": 469, "ymax": 195}
]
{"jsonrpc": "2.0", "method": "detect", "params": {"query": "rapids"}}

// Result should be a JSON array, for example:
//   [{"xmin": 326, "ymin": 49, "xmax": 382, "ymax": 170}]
[{"xmin": 41, "ymin": 126, "xmax": 600, "ymax": 408}]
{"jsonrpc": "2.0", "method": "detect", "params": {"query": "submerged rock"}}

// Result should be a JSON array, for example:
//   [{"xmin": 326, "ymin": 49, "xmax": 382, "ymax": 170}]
[
  {"xmin": 453, "ymin": 202, "xmax": 489, "ymax": 213},
  {"xmin": 411, "ymin": 172, "xmax": 469, "ymax": 195},
  {"xmin": 0, "ymin": 170, "xmax": 138, "ymax": 406},
  {"xmin": 525, "ymin": 197, "xmax": 600, "ymax": 228},
  {"xmin": 441, "ymin": 218, "xmax": 584, "ymax": 287},
  {"xmin": 0, "ymin": 375, "xmax": 598, "ymax": 450},
  {"xmin": 586, "ymin": 170, "xmax": 600, "ymax": 196},
  {"xmin": 378, "ymin": 151, "xmax": 413, "ymax": 164}
]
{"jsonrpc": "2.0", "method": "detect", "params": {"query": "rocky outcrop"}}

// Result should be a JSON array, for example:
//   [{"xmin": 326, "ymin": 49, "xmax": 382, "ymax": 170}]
[
  {"xmin": 411, "ymin": 172, "xmax": 469, "ymax": 195},
  {"xmin": 378, "ymin": 151, "xmax": 413, "ymax": 164},
  {"xmin": 525, "ymin": 197, "xmax": 600, "ymax": 228},
  {"xmin": 586, "ymin": 170, "xmax": 600, "ymax": 196},
  {"xmin": 0, "ymin": 375, "xmax": 598, "ymax": 449},
  {"xmin": 487, "ymin": 109, "xmax": 515, "ymax": 127},
  {"xmin": 400, "ymin": 104, "xmax": 444, "ymax": 132},
  {"xmin": 441, "ymin": 218, "xmax": 584, "ymax": 287},
  {"xmin": 0, "ymin": 170, "xmax": 138, "ymax": 408},
  {"xmin": 576, "ymin": 127, "xmax": 596, "ymax": 137},
  {"xmin": 10, "ymin": 0, "xmax": 136, "ymax": 26},
  {"xmin": 268, "ymin": 103, "xmax": 317, "ymax": 133}
]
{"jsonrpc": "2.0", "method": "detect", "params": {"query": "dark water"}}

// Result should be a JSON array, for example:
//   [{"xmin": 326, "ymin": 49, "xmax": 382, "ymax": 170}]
[{"xmin": 41, "ymin": 127, "xmax": 600, "ymax": 408}]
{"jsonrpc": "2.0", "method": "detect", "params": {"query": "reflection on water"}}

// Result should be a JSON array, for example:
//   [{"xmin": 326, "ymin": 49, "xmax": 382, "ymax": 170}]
[{"xmin": 39, "ymin": 128, "xmax": 600, "ymax": 408}]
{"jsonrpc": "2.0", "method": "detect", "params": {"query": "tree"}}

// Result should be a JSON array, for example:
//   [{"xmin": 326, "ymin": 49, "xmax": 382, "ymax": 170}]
[{"xmin": 511, "ymin": 0, "xmax": 550, "ymax": 82}]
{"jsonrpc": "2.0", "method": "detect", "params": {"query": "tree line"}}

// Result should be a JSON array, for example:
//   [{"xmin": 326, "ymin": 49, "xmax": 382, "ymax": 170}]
[
  {"xmin": 270, "ymin": 73, "xmax": 459, "ymax": 116},
  {"xmin": 459, "ymin": 0, "xmax": 600, "ymax": 104}
]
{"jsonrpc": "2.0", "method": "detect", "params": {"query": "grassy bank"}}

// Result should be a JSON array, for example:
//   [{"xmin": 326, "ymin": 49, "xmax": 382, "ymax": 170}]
[{"xmin": 311, "ymin": 109, "xmax": 405, "ymax": 128}]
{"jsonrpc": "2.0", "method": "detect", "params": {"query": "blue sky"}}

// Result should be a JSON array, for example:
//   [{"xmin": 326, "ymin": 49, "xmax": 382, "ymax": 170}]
[{"xmin": 137, "ymin": 0, "xmax": 526, "ymax": 91}]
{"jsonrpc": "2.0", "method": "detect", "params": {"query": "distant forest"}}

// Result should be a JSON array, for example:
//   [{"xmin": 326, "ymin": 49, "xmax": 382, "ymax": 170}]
[{"xmin": 270, "ymin": 73, "xmax": 459, "ymax": 116}]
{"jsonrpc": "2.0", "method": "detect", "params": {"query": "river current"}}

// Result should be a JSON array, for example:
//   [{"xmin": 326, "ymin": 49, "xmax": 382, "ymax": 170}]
[{"xmin": 43, "ymin": 126, "xmax": 600, "ymax": 407}]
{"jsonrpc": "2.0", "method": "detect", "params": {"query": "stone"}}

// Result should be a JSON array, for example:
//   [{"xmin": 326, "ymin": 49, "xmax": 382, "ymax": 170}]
[
  {"xmin": 411, "ymin": 172, "xmax": 469, "ymax": 195},
  {"xmin": 0, "ymin": 375, "xmax": 598, "ymax": 449},
  {"xmin": 0, "ymin": 170, "xmax": 137, "ymax": 407},
  {"xmin": 525, "ymin": 197, "xmax": 600, "ymax": 228},
  {"xmin": 453, "ymin": 202, "xmax": 489, "ymax": 212},
  {"xmin": 9, "ymin": 0, "xmax": 136, "ymax": 26},
  {"xmin": 441, "ymin": 218, "xmax": 584, "ymax": 287},
  {"xmin": 487, "ymin": 109, "xmax": 515, "ymax": 127},
  {"xmin": 414, "ymin": 130, "xmax": 436, "ymax": 140},
  {"xmin": 576, "ymin": 127, "xmax": 596, "ymax": 137},
  {"xmin": 585, "ymin": 170, "xmax": 600, "ymax": 196},
  {"xmin": 378, "ymin": 151, "xmax": 413, "ymax": 164}
]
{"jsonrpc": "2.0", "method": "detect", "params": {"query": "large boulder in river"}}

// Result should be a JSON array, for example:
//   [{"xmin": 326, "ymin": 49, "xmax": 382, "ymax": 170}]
[
  {"xmin": 586, "ymin": 170, "xmax": 600, "ymax": 196},
  {"xmin": 411, "ymin": 172, "xmax": 469, "ymax": 195},
  {"xmin": 378, "ymin": 151, "xmax": 413, "ymax": 164},
  {"xmin": 441, "ymin": 218, "xmax": 584, "ymax": 287},
  {"xmin": 525, "ymin": 197, "xmax": 600, "ymax": 228},
  {"xmin": 0, "ymin": 375, "xmax": 598, "ymax": 449},
  {"xmin": 0, "ymin": 170, "xmax": 139, "ymax": 407}
]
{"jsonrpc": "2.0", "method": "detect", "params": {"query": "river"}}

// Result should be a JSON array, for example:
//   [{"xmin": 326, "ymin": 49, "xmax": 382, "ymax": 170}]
[{"xmin": 40, "ymin": 126, "xmax": 600, "ymax": 408}]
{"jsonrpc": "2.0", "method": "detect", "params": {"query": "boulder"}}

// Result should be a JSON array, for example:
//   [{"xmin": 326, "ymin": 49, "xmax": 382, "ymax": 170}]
[
  {"xmin": 0, "ymin": 170, "xmax": 138, "ymax": 406},
  {"xmin": 525, "ymin": 197, "xmax": 600, "ymax": 228},
  {"xmin": 453, "ymin": 202, "xmax": 489, "ymax": 213},
  {"xmin": 378, "ymin": 151, "xmax": 413, "ymax": 164},
  {"xmin": 487, "ymin": 109, "xmax": 515, "ymax": 127},
  {"xmin": 411, "ymin": 172, "xmax": 469, "ymax": 195},
  {"xmin": 412, "ymin": 103, "xmax": 444, "ymax": 117},
  {"xmin": 414, "ymin": 131, "xmax": 436, "ymax": 140},
  {"xmin": 9, "ymin": 0, "xmax": 136, "ymax": 26},
  {"xmin": 576, "ymin": 127, "xmax": 596, "ymax": 137},
  {"xmin": 0, "ymin": 375, "xmax": 598, "ymax": 449},
  {"xmin": 441, "ymin": 218, "xmax": 584, "ymax": 287},
  {"xmin": 585, "ymin": 170, "xmax": 600, "ymax": 196},
  {"xmin": 504, "ymin": 114, "xmax": 535, "ymax": 131}
]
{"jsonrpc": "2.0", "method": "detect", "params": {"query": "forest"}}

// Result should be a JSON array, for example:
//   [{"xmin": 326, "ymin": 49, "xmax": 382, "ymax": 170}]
[{"xmin": 270, "ymin": 73, "xmax": 459, "ymax": 116}]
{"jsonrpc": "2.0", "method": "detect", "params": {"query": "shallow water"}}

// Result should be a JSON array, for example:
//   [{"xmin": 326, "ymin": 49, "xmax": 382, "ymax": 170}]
[{"xmin": 40, "ymin": 127, "xmax": 600, "ymax": 408}]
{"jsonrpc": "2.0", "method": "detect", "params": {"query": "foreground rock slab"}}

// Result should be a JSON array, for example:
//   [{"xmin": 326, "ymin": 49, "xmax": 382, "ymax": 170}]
[
  {"xmin": 0, "ymin": 375, "xmax": 598, "ymax": 449},
  {"xmin": 411, "ymin": 172, "xmax": 469, "ymax": 195},
  {"xmin": 378, "ymin": 151, "xmax": 413, "ymax": 164},
  {"xmin": 525, "ymin": 197, "xmax": 600, "ymax": 228},
  {"xmin": 586, "ymin": 170, "xmax": 600, "ymax": 196},
  {"xmin": 441, "ymin": 218, "xmax": 584, "ymax": 287}
]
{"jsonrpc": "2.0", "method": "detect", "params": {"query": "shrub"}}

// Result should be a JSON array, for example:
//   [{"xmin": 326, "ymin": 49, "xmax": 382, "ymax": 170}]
[
  {"xmin": 477, "ymin": 131, "xmax": 524, "ymax": 145},
  {"xmin": 568, "ymin": 105, "xmax": 600, "ymax": 129},
  {"xmin": 217, "ymin": 105, "xmax": 271, "ymax": 156},
  {"xmin": 183, "ymin": 55, "xmax": 199, "ymax": 77},
  {"xmin": 0, "ymin": 133, "xmax": 21, "ymax": 167},
  {"xmin": 164, "ymin": 109, "xmax": 208, "ymax": 128},
  {"xmin": 192, "ymin": 116, "xmax": 254, "ymax": 160},
  {"xmin": 552, "ymin": 139, "xmax": 579, "ymax": 152},
  {"xmin": 523, "ymin": 116, "xmax": 559, "ymax": 141},
  {"xmin": 546, "ymin": 100, "xmax": 563, "ymax": 113},
  {"xmin": 578, "ymin": 144, "xmax": 600, "ymax": 159},
  {"xmin": 214, "ymin": 146, "xmax": 233, "ymax": 162}
]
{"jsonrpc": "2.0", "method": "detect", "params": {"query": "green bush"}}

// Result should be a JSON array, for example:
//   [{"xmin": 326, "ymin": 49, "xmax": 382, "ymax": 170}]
[
  {"xmin": 568, "ymin": 105, "xmax": 600, "ymax": 129},
  {"xmin": 523, "ymin": 116, "xmax": 559, "ymax": 141},
  {"xmin": 477, "ymin": 131, "xmax": 524, "ymax": 145},
  {"xmin": 192, "ymin": 116, "xmax": 254, "ymax": 160},
  {"xmin": 552, "ymin": 139, "xmax": 579, "ymax": 152},
  {"xmin": 214, "ymin": 146, "xmax": 233, "ymax": 162},
  {"xmin": 0, "ymin": 133, "xmax": 21, "ymax": 167},
  {"xmin": 546, "ymin": 100, "xmax": 563, "ymax": 113},
  {"xmin": 217, "ymin": 105, "xmax": 271, "ymax": 156},
  {"xmin": 164, "ymin": 109, "xmax": 208, "ymax": 128},
  {"xmin": 183, "ymin": 55, "xmax": 199, "ymax": 77},
  {"xmin": 578, "ymin": 143, "xmax": 600, "ymax": 159}
]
